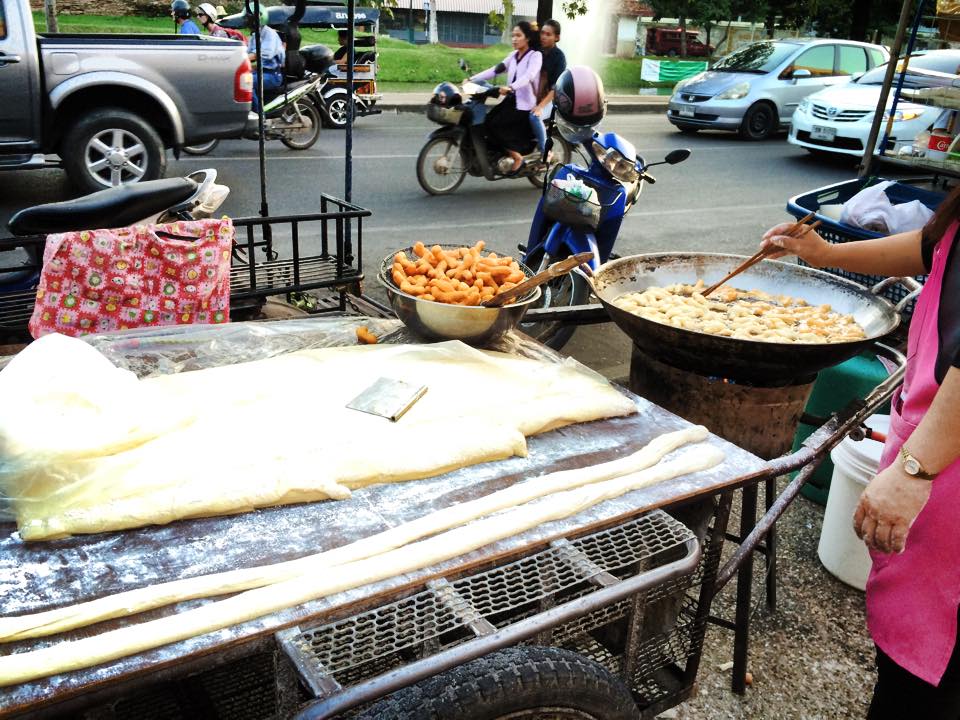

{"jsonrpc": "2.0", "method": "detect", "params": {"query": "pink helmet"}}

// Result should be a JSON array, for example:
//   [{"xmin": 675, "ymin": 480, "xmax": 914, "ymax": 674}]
[{"xmin": 554, "ymin": 65, "xmax": 606, "ymax": 142}]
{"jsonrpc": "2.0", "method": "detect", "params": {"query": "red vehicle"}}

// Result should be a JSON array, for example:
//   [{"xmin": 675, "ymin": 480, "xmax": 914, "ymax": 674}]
[{"xmin": 646, "ymin": 27, "xmax": 713, "ymax": 57}]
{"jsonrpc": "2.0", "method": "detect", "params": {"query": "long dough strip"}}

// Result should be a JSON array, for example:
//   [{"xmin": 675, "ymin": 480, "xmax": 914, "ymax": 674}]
[
  {"xmin": 0, "ymin": 426, "xmax": 708, "ymax": 643},
  {"xmin": 0, "ymin": 444, "xmax": 724, "ymax": 687}
]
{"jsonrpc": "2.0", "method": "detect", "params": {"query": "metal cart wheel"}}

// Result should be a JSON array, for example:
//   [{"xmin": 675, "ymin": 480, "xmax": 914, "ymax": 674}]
[{"xmin": 354, "ymin": 646, "xmax": 640, "ymax": 720}]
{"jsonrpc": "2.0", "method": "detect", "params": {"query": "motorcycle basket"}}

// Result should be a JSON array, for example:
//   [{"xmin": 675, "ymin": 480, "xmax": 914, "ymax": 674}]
[
  {"xmin": 427, "ymin": 104, "xmax": 464, "ymax": 126},
  {"xmin": 542, "ymin": 181, "xmax": 601, "ymax": 230}
]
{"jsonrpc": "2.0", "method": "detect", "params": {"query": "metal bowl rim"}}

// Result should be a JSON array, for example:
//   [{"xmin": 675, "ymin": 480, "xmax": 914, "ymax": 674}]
[{"xmin": 378, "ymin": 244, "xmax": 542, "ymax": 308}]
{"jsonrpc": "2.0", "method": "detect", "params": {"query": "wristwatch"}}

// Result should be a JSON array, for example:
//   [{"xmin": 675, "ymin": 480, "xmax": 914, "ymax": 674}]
[{"xmin": 899, "ymin": 446, "xmax": 936, "ymax": 480}]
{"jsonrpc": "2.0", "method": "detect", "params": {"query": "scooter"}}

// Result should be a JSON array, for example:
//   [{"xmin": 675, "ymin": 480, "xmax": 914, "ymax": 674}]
[
  {"xmin": 519, "ymin": 132, "xmax": 691, "ymax": 349},
  {"xmin": 182, "ymin": 76, "xmax": 324, "ymax": 155},
  {"xmin": 416, "ymin": 65, "xmax": 578, "ymax": 195},
  {"xmin": 0, "ymin": 170, "xmax": 229, "ymax": 339}
]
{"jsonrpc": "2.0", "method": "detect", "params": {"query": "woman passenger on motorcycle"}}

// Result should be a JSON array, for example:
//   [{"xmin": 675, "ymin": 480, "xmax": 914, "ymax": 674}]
[
  {"xmin": 469, "ymin": 21, "xmax": 542, "ymax": 174},
  {"xmin": 196, "ymin": 3, "xmax": 228, "ymax": 37}
]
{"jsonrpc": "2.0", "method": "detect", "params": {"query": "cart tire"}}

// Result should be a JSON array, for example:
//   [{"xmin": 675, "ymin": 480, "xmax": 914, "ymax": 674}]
[
  {"xmin": 519, "ymin": 249, "xmax": 591, "ymax": 351},
  {"xmin": 738, "ymin": 102, "xmax": 776, "ymax": 141},
  {"xmin": 322, "ymin": 90, "xmax": 350, "ymax": 129},
  {"xmin": 355, "ymin": 646, "xmax": 639, "ymax": 720},
  {"xmin": 417, "ymin": 137, "xmax": 467, "ymax": 195}
]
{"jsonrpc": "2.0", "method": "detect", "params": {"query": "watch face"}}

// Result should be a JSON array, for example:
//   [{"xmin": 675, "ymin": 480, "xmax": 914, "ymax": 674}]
[{"xmin": 905, "ymin": 457, "xmax": 921, "ymax": 475}]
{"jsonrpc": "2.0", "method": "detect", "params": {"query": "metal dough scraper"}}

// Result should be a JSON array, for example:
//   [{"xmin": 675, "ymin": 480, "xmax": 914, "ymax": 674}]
[{"xmin": 346, "ymin": 377, "xmax": 428, "ymax": 422}]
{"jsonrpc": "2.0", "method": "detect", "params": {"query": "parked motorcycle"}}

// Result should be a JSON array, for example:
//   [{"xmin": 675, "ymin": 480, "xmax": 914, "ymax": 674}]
[
  {"xmin": 0, "ymin": 170, "xmax": 229, "ymax": 339},
  {"xmin": 416, "ymin": 75, "xmax": 577, "ymax": 195},
  {"xmin": 520, "ymin": 134, "xmax": 691, "ymax": 349},
  {"xmin": 182, "ymin": 77, "xmax": 324, "ymax": 155}
]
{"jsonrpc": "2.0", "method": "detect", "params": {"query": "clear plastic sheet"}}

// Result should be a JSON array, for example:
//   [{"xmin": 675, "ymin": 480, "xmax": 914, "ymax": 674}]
[{"xmin": 0, "ymin": 320, "xmax": 637, "ymax": 540}]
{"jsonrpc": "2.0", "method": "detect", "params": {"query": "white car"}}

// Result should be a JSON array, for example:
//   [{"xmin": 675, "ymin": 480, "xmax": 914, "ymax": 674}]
[{"xmin": 789, "ymin": 50, "xmax": 960, "ymax": 157}]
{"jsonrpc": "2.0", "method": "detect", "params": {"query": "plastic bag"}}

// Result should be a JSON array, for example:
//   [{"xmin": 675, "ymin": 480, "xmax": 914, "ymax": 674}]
[{"xmin": 840, "ymin": 181, "xmax": 934, "ymax": 235}]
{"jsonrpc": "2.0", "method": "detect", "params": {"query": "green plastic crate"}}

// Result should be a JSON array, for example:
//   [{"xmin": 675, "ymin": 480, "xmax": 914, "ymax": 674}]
[{"xmin": 794, "ymin": 351, "xmax": 891, "ymax": 505}]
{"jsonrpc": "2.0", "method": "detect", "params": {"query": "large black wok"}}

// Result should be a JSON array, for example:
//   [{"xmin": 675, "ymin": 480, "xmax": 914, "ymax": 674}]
[{"xmin": 591, "ymin": 253, "xmax": 915, "ymax": 383}]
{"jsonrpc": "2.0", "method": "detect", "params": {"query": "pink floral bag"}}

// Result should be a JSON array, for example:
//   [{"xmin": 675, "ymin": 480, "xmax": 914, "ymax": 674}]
[{"xmin": 28, "ymin": 218, "xmax": 233, "ymax": 339}]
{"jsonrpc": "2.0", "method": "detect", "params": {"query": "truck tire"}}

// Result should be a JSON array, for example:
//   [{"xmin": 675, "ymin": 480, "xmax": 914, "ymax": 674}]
[
  {"xmin": 355, "ymin": 646, "xmax": 639, "ymax": 720},
  {"xmin": 61, "ymin": 108, "xmax": 166, "ymax": 194}
]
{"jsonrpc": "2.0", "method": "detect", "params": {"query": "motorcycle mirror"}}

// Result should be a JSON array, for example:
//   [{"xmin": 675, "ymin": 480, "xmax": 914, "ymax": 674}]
[{"xmin": 665, "ymin": 148, "xmax": 691, "ymax": 164}]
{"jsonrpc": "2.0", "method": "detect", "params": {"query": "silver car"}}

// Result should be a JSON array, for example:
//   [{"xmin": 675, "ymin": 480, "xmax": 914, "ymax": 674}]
[{"xmin": 667, "ymin": 39, "xmax": 889, "ymax": 140}]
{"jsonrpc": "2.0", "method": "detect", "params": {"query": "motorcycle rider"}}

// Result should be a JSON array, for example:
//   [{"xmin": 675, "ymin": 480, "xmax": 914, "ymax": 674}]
[
  {"xmin": 171, "ymin": 0, "xmax": 201, "ymax": 34},
  {"xmin": 469, "ymin": 21, "xmax": 542, "ymax": 174},
  {"xmin": 530, "ymin": 19, "xmax": 566, "ymax": 155},
  {"xmin": 196, "ymin": 2, "xmax": 228, "ymax": 37},
  {"xmin": 245, "ymin": 6, "xmax": 286, "ymax": 113}
]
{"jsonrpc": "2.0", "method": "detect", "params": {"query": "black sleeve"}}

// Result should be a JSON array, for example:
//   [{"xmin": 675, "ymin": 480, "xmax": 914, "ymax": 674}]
[
  {"xmin": 495, "ymin": 62, "xmax": 507, "ymax": 74},
  {"xmin": 922, "ymin": 232, "xmax": 936, "ymax": 272},
  {"xmin": 935, "ymin": 238, "xmax": 960, "ymax": 383}
]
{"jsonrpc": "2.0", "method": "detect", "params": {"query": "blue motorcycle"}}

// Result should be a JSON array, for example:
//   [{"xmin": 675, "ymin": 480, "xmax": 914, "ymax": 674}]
[{"xmin": 520, "ymin": 133, "xmax": 690, "ymax": 349}]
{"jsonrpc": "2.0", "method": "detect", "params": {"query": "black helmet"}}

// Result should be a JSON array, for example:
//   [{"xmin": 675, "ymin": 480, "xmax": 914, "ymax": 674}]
[
  {"xmin": 171, "ymin": 0, "xmax": 191, "ymax": 18},
  {"xmin": 431, "ymin": 82, "xmax": 462, "ymax": 107},
  {"xmin": 554, "ymin": 66, "xmax": 606, "ymax": 143}
]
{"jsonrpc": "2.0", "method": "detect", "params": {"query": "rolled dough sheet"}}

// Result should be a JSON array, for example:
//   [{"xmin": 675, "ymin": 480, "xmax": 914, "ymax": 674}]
[
  {"xmin": 0, "ymin": 426, "xmax": 708, "ymax": 642},
  {"xmin": 1, "ymin": 337, "xmax": 637, "ymax": 540},
  {"xmin": 0, "ymin": 443, "xmax": 724, "ymax": 687}
]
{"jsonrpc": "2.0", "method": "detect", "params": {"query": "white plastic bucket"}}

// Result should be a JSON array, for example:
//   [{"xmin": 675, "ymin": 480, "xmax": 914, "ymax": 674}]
[{"xmin": 817, "ymin": 414, "xmax": 890, "ymax": 591}]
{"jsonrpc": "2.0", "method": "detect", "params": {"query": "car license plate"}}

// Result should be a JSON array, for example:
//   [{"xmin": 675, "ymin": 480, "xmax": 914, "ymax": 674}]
[
  {"xmin": 811, "ymin": 125, "xmax": 836, "ymax": 142},
  {"xmin": 677, "ymin": 104, "xmax": 695, "ymax": 118}
]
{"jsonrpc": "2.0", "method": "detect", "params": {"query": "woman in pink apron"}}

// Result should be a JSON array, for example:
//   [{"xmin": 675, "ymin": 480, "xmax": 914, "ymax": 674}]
[{"xmin": 763, "ymin": 192, "xmax": 960, "ymax": 718}]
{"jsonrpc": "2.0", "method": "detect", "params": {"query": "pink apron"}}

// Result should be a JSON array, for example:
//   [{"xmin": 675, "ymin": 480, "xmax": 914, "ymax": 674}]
[{"xmin": 866, "ymin": 220, "xmax": 960, "ymax": 686}]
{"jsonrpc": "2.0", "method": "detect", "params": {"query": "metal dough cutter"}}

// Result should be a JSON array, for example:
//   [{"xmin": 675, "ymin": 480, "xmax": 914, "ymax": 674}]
[{"xmin": 346, "ymin": 377, "xmax": 428, "ymax": 422}]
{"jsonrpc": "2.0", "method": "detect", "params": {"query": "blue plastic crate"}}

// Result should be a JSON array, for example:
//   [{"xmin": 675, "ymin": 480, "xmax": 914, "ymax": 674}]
[{"xmin": 785, "ymin": 177, "xmax": 942, "ymax": 314}]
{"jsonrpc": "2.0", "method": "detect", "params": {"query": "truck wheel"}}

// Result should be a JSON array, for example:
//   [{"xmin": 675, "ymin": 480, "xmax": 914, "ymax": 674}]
[
  {"xmin": 61, "ymin": 109, "xmax": 165, "ymax": 193},
  {"xmin": 738, "ymin": 102, "xmax": 776, "ymax": 141},
  {"xmin": 355, "ymin": 646, "xmax": 639, "ymax": 720}
]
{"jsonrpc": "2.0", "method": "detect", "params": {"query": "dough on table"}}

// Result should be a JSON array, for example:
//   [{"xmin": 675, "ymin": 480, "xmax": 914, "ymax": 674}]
[{"xmin": 0, "ymin": 337, "xmax": 637, "ymax": 540}]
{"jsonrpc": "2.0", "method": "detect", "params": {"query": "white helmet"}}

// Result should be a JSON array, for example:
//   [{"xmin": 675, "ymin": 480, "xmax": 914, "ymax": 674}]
[{"xmin": 196, "ymin": 2, "xmax": 218, "ymax": 21}]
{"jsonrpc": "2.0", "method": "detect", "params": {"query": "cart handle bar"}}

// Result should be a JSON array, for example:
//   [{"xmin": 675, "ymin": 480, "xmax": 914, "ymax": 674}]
[
  {"xmin": 293, "ymin": 537, "xmax": 700, "ymax": 720},
  {"xmin": 713, "ymin": 340, "xmax": 907, "ymax": 592}
]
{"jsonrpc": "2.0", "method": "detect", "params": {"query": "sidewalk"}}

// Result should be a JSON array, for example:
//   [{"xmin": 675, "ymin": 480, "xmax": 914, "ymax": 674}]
[{"xmin": 376, "ymin": 92, "xmax": 669, "ymax": 115}]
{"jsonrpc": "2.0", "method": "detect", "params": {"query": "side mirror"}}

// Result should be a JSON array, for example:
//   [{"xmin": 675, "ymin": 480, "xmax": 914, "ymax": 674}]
[
  {"xmin": 665, "ymin": 148, "xmax": 691, "ymax": 164},
  {"xmin": 791, "ymin": 68, "xmax": 812, "ymax": 80}
]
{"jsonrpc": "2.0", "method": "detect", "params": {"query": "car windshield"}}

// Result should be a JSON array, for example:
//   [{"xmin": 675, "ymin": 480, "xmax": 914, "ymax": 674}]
[
  {"xmin": 858, "ymin": 53, "xmax": 960, "ymax": 86},
  {"xmin": 711, "ymin": 42, "xmax": 798, "ymax": 74}
]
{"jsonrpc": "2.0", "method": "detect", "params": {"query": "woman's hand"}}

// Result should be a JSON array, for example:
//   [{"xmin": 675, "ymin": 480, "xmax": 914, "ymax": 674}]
[
  {"xmin": 760, "ymin": 223, "xmax": 833, "ymax": 267},
  {"xmin": 853, "ymin": 464, "xmax": 932, "ymax": 554},
  {"xmin": 499, "ymin": 86, "xmax": 512, "ymax": 96},
  {"xmin": 532, "ymin": 105, "xmax": 543, "ymax": 117}
]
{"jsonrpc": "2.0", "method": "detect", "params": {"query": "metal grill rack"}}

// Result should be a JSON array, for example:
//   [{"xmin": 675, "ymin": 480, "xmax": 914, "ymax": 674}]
[{"xmin": 279, "ymin": 509, "xmax": 710, "ymax": 718}]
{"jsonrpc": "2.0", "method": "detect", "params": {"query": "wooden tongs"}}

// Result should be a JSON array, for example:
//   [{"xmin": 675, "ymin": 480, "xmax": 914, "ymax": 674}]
[
  {"xmin": 702, "ymin": 211, "xmax": 822, "ymax": 297},
  {"xmin": 483, "ymin": 252, "xmax": 594, "ymax": 307}
]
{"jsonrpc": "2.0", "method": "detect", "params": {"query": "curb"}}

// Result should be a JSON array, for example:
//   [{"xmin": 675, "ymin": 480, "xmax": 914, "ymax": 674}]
[{"xmin": 377, "ymin": 102, "xmax": 668, "ymax": 116}]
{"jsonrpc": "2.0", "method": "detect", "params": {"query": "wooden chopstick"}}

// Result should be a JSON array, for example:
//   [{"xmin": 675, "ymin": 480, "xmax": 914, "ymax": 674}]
[{"xmin": 702, "ymin": 212, "xmax": 818, "ymax": 297}]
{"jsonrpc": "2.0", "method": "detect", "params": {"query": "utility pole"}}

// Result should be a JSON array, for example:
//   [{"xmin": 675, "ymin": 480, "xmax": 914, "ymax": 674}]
[
  {"xmin": 408, "ymin": 0, "xmax": 414, "ymax": 42},
  {"xmin": 44, "ymin": 0, "xmax": 58, "ymax": 32}
]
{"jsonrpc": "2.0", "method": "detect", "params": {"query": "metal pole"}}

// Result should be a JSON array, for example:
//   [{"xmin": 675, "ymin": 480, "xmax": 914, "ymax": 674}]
[
  {"xmin": 858, "ymin": 0, "xmax": 917, "ymax": 178},
  {"xmin": 345, "ymin": 0, "xmax": 355, "ymax": 204},
  {"xmin": 408, "ymin": 0, "xmax": 414, "ymax": 43},
  {"xmin": 44, "ymin": 0, "xmax": 58, "ymax": 33},
  {"xmin": 252, "ymin": 0, "xmax": 273, "ymax": 254},
  {"xmin": 879, "ymin": 0, "xmax": 927, "ymax": 155}
]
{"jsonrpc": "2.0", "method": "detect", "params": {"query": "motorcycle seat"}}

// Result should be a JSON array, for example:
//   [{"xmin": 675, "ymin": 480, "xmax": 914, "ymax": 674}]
[{"xmin": 7, "ymin": 177, "xmax": 198, "ymax": 236}]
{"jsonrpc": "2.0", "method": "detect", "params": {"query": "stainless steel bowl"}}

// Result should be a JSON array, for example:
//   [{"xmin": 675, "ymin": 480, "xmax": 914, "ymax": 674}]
[{"xmin": 378, "ymin": 245, "xmax": 541, "ymax": 346}]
